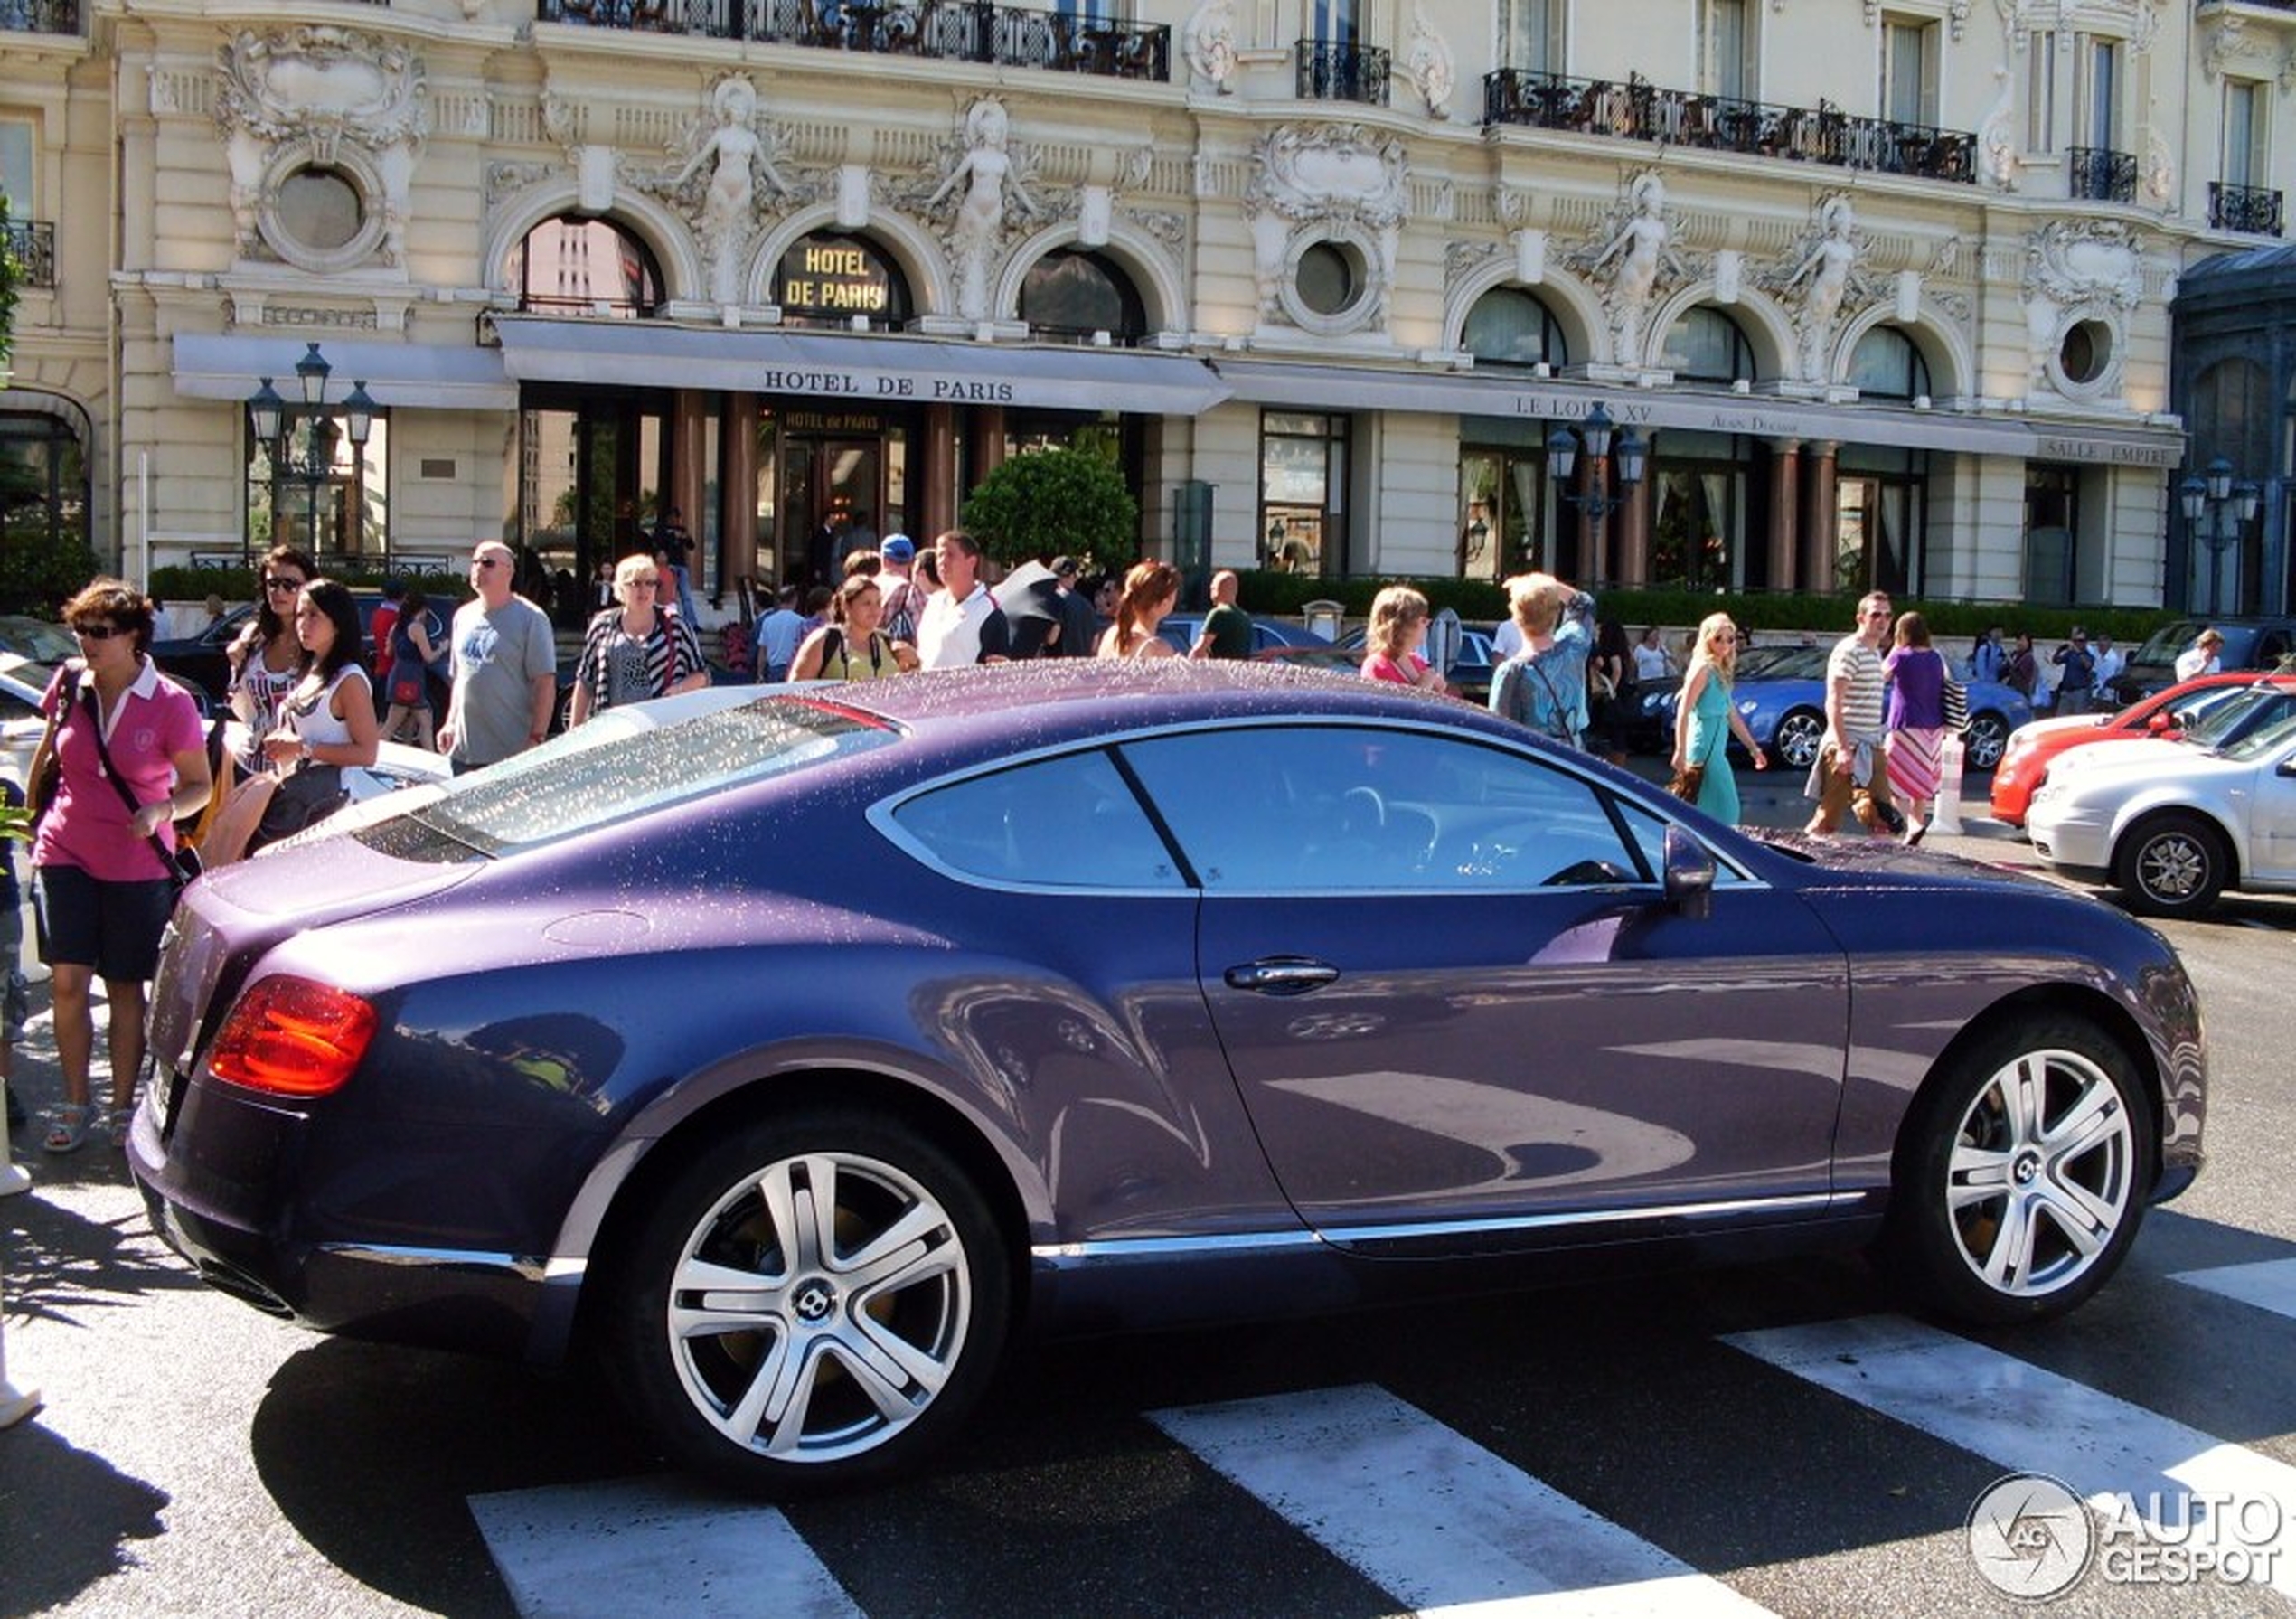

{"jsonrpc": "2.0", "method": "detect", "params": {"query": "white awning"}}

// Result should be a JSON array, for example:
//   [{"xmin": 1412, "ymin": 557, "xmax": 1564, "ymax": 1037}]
[
  {"xmin": 486, "ymin": 316, "xmax": 1233, "ymax": 415},
  {"xmin": 1210, "ymin": 360, "xmax": 2187, "ymax": 466},
  {"xmin": 171, "ymin": 335, "xmax": 518, "ymax": 411}
]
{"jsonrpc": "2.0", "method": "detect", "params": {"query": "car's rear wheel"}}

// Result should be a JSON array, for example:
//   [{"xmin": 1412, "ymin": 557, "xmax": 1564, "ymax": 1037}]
[
  {"xmin": 601, "ymin": 1107, "xmax": 1009, "ymax": 1494},
  {"xmin": 1773, "ymin": 707, "xmax": 1826, "ymax": 770},
  {"xmin": 1886, "ymin": 1017, "xmax": 2150, "ymax": 1325},
  {"xmin": 2117, "ymin": 812, "xmax": 2229, "ymax": 918},
  {"xmin": 1961, "ymin": 711, "xmax": 2011, "ymax": 772}
]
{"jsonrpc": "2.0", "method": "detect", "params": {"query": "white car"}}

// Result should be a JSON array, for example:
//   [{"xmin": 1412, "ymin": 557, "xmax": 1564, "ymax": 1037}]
[{"xmin": 2026, "ymin": 710, "xmax": 2296, "ymax": 917}]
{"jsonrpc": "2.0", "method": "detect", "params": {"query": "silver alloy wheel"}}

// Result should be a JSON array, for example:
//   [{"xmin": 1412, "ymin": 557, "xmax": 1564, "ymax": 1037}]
[
  {"xmin": 1943, "ymin": 1048, "xmax": 2136, "ymax": 1297},
  {"xmin": 2133, "ymin": 825, "xmax": 2213, "ymax": 905},
  {"xmin": 665, "ymin": 1149, "xmax": 973, "ymax": 1464},
  {"xmin": 1774, "ymin": 709, "xmax": 1826, "ymax": 769},
  {"xmin": 1962, "ymin": 713, "xmax": 2009, "ymax": 771}
]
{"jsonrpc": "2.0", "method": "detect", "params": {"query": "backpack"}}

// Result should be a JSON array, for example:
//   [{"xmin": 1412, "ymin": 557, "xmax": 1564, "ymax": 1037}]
[{"xmin": 880, "ymin": 579, "xmax": 923, "ymax": 645}]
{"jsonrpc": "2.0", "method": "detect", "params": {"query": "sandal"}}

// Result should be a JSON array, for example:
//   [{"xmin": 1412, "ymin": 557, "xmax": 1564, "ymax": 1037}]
[
  {"xmin": 108, "ymin": 1105, "xmax": 136, "ymax": 1148},
  {"xmin": 42, "ymin": 1102, "xmax": 91, "ymax": 1155}
]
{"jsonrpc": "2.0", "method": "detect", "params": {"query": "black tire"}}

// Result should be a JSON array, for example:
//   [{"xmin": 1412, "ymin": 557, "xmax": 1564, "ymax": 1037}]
[
  {"xmin": 1961, "ymin": 711, "xmax": 2011, "ymax": 772},
  {"xmin": 599, "ymin": 1106, "xmax": 1009, "ymax": 1495},
  {"xmin": 1773, "ymin": 707, "xmax": 1827, "ymax": 770},
  {"xmin": 2116, "ymin": 812, "xmax": 2229, "ymax": 918},
  {"xmin": 1885, "ymin": 1016, "xmax": 2153, "ymax": 1326}
]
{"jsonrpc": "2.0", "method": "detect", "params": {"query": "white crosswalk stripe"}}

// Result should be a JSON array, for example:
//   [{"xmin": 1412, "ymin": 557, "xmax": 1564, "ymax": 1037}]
[
  {"xmin": 1148, "ymin": 1383, "xmax": 1777, "ymax": 1617},
  {"xmin": 1725, "ymin": 1313, "xmax": 2296, "ymax": 1600},
  {"xmin": 2173, "ymin": 1257, "xmax": 2296, "ymax": 1321},
  {"xmin": 468, "ymin": 1474, "xmax": 862, "ymax": 1619}
]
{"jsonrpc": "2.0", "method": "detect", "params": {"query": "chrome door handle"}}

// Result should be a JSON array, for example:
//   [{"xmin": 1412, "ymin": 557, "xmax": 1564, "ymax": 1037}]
[{"xmin": 1223, "ymin": 958, "xmax": 1341, "ymax": 995}]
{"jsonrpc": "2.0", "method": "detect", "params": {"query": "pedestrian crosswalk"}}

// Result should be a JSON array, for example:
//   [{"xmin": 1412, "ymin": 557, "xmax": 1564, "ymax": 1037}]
[{"xmin": 468, "ymin": 1261, "xmax": 2296, "ymax": 1617}]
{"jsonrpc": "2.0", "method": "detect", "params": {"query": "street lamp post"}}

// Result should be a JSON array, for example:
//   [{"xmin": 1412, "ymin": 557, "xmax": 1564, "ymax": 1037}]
[
  {"xmin": 2178, "ymin": 456, "xmax": 2261, "ymax": 617},
  {"xmin": 248, "ymin": 342, "xmax": 375, "ymax": 562},
  {"xmin": 1546, "ymin": 403, "xmax": 1648, "ymax": 575}
]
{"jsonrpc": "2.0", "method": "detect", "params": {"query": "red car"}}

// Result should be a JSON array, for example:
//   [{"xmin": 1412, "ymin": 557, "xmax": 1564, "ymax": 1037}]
[{"xmin": 1990, "ymin": 672, "xmax": 2280, "ymax": 826}]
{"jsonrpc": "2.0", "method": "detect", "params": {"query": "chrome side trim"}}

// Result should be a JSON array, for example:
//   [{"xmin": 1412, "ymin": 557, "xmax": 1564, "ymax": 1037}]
[
  {"xmin": 1031, "ymin": 1191, "xmax": 1858, "ymax": 1265},
  {"xmin": 315, "ymin": 1243, "xmax": 554, "ymax": 1282}
]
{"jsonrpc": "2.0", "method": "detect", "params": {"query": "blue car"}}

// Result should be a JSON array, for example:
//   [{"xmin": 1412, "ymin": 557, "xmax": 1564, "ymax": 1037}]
[{"xmin": 1640, "ymin": 645, "xmax": 2034, "ymax": 772}]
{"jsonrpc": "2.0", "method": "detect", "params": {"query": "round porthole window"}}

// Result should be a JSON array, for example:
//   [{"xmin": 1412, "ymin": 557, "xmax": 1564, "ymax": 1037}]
[
  {"xmin": 1278, "ymin": 232, "xmax": 1381, "ymax": 336},
  {"xmin": 277, "ymin": 167, "xmax": 364, "ymax": 253},
  {"xmin": 258, "ymin": 158, "xmax": 388, "ymax": 273},
  {"xmin": 2053, "ymin": 318, "xmax": 2116, "ymax": 394}
]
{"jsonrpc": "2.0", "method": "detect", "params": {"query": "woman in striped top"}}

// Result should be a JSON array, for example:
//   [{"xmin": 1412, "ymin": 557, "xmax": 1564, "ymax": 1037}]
[{"xmin": 567, "ymin": 552, "xmax": 710, "ymax": 727}]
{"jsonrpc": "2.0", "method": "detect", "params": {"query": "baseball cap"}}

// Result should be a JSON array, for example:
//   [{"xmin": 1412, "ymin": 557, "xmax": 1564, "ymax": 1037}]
[{"xmin": 880, "ymin": 534, "xmax": 915, "ymax": 561}]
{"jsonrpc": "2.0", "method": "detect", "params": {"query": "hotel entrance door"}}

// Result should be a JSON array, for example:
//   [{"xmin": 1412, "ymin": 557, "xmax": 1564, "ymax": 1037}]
[
  {"xmin": 782, "ymin": 430, "xmax": 892, "ymax": 586},
  {"xmin": 517, "ymin": 391, "xmax": 670, "ymax": 625}
]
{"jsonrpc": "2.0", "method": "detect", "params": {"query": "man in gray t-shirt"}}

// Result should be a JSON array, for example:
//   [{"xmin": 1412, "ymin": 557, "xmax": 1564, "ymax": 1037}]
[{"xmin": 439, "ymin": 541, "xmax": 558, "ymax": 774}]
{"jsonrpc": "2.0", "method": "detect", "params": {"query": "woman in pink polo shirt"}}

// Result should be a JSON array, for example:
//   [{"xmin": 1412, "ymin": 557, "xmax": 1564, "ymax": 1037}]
[{"xmin": 31, "ymin": 579, "xmax": 212, "ymax": 1153}]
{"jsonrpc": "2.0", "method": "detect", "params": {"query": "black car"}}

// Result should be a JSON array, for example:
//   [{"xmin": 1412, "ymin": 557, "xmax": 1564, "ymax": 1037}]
[
  {"xmin": 2111, "ymin": 616, "xmax": 2296, "ymax": 705},
  {"xmin": 152, "ymin": 593, "xmax": 392, "ymax": 703}
]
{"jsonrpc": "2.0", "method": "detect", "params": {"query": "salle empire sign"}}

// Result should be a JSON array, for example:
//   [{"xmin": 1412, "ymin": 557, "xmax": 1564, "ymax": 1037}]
[{"xmin": 757, "ymin": 367, "xmax": 1016, "ymax": 403}]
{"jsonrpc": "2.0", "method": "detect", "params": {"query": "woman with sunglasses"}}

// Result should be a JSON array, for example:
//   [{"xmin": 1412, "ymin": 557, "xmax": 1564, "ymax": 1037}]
[
  {"xmin": 225, "ymin": 545, "xmax": 315, "ymax": 762},
  {"xmin": 566, "ymin": 552, "xmax": 710, "ymax": 727},
  {"xmin": 28, "ymin": 579, "xmax": 212, "ymax": 1153}
]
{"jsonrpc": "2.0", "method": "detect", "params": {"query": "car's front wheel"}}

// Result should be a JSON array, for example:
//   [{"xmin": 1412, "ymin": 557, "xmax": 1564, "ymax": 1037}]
[
  {"xmin": 1773, "ymin": 707, "xmax": 1826, "ymax": 770},
  {"xmin": 2117, "ymin": 811, "xmax": 2229, "ymax": 918},
  {"xmin": 1961, "ymin": 711, "xmax": 2011, "ymax": 772},
  {"xmin": 600, "ymin": 1106, "xmax": 1009, "ymax": 1494},
  {"xmin": 1886, "ymin": 1017, "xmax": 2151, "ymax": 1325}
]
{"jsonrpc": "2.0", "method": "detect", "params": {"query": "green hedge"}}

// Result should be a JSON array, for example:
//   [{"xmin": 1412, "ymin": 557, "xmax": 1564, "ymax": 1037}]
[
  {"xmin": 147, "ymin": 563, "xmax": 470, "ymax": 607},
  {"xmin": 1230, "ymin": 570, "xmax": 2178, "ymax": 646}
]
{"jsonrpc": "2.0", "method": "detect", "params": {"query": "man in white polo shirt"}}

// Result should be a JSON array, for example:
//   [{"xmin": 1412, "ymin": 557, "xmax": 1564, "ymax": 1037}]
[{"xmin": 916, "ymin": 530, "xmax": 1011, "ymax": 669}]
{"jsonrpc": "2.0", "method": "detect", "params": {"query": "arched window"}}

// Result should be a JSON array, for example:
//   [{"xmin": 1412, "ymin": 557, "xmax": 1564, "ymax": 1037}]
[
  {"xmin": 1659, "ymin": 306, "xmax": 1755, "ymax": 384},
  {"xmin": 774, "ymin": 232, "xmax": 914, "ymax": 330},
  {"xmin": 507, "ymin": 217, "xmax": 665, "ymax": 319},
  {"xmin": 1463, "ymin": 287, "xmax": 1567, "ymax": 370},
  {"xmin": 1019, "ymin": 249, "xmax": 1147, "ymax": 343},
  {"xmin": 0, "ymin": 407, "xmax": 90, "ymax": 558},
  {"xmin": 1847, "ymin": 325, "xmax": 1933, "ymax": 400}
]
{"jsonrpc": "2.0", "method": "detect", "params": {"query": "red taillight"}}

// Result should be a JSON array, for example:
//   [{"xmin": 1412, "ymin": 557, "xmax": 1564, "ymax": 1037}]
[{"xmin": 206, "ymin": 976, "xmax": 379, "ymax": 1098}]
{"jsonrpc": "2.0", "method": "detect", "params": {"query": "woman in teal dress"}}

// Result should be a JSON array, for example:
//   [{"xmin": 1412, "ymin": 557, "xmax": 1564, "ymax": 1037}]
[{"xmin": 1671, "ymin": 612, "xmax": 1769, "ymax": 822}]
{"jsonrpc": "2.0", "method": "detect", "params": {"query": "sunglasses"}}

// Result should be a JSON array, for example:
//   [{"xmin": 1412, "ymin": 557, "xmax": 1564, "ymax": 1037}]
[
  {"xmin": 627, "ymin": 576, "xmax": 660, "ymax": 588},
  {"xmin": 473, "ymin": 557, "xmax": 504, "ymax": 569},
  {"xmin": 73, "ymin": 622, "xmax": 125, "ymax": 640},
  {"xmin": 264, "ymin": 576, "xmax": 305, "ymax": 592}
]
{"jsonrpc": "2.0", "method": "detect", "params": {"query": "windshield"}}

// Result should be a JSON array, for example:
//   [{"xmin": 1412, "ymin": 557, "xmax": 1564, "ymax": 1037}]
[
  {"xmin": 2184, "ymin": 683, "xmax": 2296, "ymax": 748},
  {"xmin": 2131, "ymin": 620, "xmax": 2260, "ymax": 666},
  {"xmin": 2222, "ymin": 708, "xmax": 2296, "ymax": 762},
  {"xmin": 353, "ymin": 695, "xmax": 900, "ymax": 861}
]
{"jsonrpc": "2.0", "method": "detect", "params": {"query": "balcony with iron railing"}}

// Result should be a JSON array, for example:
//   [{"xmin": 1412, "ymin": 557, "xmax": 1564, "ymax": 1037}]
[
  {"xmin": 2066, "ymin": 146, "xmax": 2138, "ymax": 202},
  {"xmin": 2, "ymin": 220, "xmax": 56, "ymax": 289},
  {"xmin": 537, "ymin": 0, "xmax": 1168, "ymax": 80},
  {"xmin": 0, "ymin": 0, "xmax": 78, "ymax": 33},
  {"xmin": 1295, "ymin": 40, "xmax": 1391, "ymax": 106},
  {"xmin": 1483, "ymin": 70, "xmax": 1977, "ymax": 183},
  {"xmin": 2209, "ymin": 180, "xmax": 2283, "ymax": 236}
]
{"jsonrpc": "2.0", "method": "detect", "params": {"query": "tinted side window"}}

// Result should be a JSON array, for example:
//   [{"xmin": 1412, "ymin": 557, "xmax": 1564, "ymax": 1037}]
[
  {"xmin": 1122, "ymin": 724, "xmax": 1644, "ymax": 893},
  {"xmin": 891, "ymin": 748, "xmax": 1181, "ymax": 890}
]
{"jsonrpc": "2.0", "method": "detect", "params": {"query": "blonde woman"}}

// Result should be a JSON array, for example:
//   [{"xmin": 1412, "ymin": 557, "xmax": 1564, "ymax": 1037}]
[
  {"xmin": 568, "ymin": 552, "xmax": 710, "ymax": 728},
  {"xmin": 1671, "ymin": 612, "xmax": 1768, "ymax": 822},
  {"xmin": 1359, "ymin": 586, "xmax": 1448, "ymax": 691},
  {"xmin": 1096, "ymin": 561, "xmax": 1181, "ymax": 659},
  {"xmin": 791, "ymin": 576, "xmax": 919, "ymax": 681}
]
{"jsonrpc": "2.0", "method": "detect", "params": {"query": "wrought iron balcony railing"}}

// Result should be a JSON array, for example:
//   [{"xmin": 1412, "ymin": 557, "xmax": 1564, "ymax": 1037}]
[
  {"xmin": 1296, "ymin": 40, "xmax": 1391, "ymax": 106},
  {"xmin": 0, "ymin": 0, "xmax": 79, "ymax": 33},
  {"xmin": 2, "ymin": 220, "xmax": 56, "ymax": 289},
  {"xmin": 2209, "ymin": 180, "xmax": 2283, "ymax": 236},
  {"xmin": 2067, "ymin": 146, "xmax": 2138, "ymax": 202},
  {"xmin": 537, "ymin": 0, "xmax": 1169, "ymax": 81},
  {"xmin": 1482, "ymin": 70, "xmax": 1977, "ymax": 183}
]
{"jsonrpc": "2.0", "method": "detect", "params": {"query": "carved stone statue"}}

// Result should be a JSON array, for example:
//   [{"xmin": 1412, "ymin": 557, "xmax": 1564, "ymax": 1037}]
[
  {"xmin": 1586, "ymin": 172, "xmax": 1687, "ymax": 365},
  {"xmin": 673, "ymin": 77, "xmax": 791, "ymax": 306},
  {"xmin": 1979, "ymin": 67, "xmax": 2021, "ymax": 193},
  {"xmin": 1182, "ymin": 0, "xmax": 1239, "ymax": 95},
  {"xmin": 1779, "ymin": 194, "xmax": 1867, "ymax": 382},
  {"xmin": 1403, "ymin": 2, "xmax": 1455, "ymax": 120},
  {"xmin": 928, "ymin": 99, "xmax": 1040, "ymax": 322}
]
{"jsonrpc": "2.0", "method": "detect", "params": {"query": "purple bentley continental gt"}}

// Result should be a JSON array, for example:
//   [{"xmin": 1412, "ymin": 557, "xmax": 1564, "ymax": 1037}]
[{"xmin": 131, "ymin": 662, "xmax": 2207, "ymax": 1493}]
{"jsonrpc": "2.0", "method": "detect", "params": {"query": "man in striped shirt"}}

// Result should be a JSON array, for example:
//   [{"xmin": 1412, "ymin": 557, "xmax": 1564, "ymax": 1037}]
[{"xmin": 1804, "ymin": 591, "xmax": 1905, "ymax": 836}]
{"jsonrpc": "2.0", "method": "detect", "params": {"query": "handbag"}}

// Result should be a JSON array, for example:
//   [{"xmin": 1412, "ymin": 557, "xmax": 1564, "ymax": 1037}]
[
  {"xmin": 1943, "ymin": 676, "xmax": 1970, "ymax": 732},
  {"xmin": 253, "ymin": 760, "xmax": 348, "ymax": 849},
  {"xmin": 1668, "ymin": 762, "xmax": 1706, "ymax": 802}
]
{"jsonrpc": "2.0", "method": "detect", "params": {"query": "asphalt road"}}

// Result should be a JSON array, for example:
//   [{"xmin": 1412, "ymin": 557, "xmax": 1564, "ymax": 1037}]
[{"xmin": 5, "ymin": 767, "xmax": 2293, "ymax": 1618}]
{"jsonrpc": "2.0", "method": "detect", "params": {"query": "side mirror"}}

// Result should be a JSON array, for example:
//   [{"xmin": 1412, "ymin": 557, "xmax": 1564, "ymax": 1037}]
[
  {"xmin": 2148, "ymin": 713, "xmax": 2173, "ymax": 734},
  {"xmin": 1661, "ymin": 824, "xmax": 1716, "ymax": 921}
]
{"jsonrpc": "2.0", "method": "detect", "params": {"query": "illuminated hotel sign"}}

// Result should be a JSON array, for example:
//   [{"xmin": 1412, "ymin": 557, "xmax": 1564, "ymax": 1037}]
[{"xmin": 779, "ymin": 239, "xmax": 891, "ymax": 316}]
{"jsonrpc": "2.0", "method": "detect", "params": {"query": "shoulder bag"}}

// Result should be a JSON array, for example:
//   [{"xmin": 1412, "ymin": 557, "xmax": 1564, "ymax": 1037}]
[{"xmin": 80, "ymin": 678, "xmax": 202, "ymax": 896}]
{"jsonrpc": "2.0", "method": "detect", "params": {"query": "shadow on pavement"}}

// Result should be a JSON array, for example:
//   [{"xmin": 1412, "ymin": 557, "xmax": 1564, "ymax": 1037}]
[{"xmin": 0, "ymin": 1417, "xmax": 171, "ymax": 1614}]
